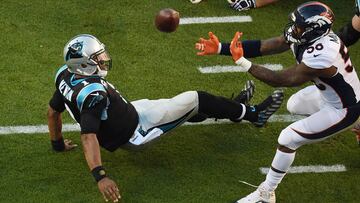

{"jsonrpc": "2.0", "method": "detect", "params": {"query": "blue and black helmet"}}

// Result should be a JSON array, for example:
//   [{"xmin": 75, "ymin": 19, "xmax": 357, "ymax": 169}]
[{"xmin": 284, "ymin": 1, "xmax": 335, "ymax": 45}]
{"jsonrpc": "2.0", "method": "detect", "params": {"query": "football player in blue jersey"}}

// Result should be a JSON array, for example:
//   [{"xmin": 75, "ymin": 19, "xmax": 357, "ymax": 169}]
[
  {"xmin": 195, "ymin": 1, "xmax": 360, "ymax": 202},
  {"xmin": 47, "ymin": 34, "xmax": 284, "ymax": 202}
]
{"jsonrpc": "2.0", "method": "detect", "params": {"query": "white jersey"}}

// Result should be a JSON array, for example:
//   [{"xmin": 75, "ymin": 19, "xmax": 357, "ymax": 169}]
[{"xmin": 291, "ymin": 32, "xmax": 360, "ymax": 108}]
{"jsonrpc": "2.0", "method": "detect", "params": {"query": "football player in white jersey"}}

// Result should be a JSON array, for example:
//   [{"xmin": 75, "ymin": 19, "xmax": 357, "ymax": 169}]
[{"xmin": 195, "ymin": 1, "xmax": 360, "ymax": 202}]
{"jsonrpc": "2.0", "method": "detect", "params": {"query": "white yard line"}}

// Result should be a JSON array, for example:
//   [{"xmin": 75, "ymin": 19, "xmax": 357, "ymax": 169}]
[
  {"xmin": 180, "ymin": 16, "xmax": 252, "ymax": 25},
  {"xmin": 259, "ymin": 164, "xmax": 347, "ymax": 174},
  {"xmin": 198, "ymin": 64, "xmax": 283, "ymax": 74},
  {"xmin": 0, "ymin": 114, "xmax": 305, "ymax": 135}
]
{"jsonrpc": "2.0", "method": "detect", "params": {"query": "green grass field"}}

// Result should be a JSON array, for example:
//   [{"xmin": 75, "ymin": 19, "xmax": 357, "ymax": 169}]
[{"xmin": 0, "ymin": 0, "xmax": 359, "ymax": 202}]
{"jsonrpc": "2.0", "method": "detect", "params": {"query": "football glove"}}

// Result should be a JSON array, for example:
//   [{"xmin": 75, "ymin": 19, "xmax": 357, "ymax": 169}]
[
  {"xmin": 195, "ymin": 32, "xmax": 221, "ymax": 56},
  {"xmin": 229, "ymin": 0, "xmax": 256, "ymax": 11},
  {"xmin": 230, "ymin": 32, "xmax": 252, "ymax": 71}
]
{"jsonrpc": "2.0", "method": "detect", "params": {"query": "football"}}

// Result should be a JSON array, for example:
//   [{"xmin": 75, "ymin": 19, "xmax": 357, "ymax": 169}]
[{"xmin": 155, "ymin": 8, "xmax": 180, "ymax": 33}]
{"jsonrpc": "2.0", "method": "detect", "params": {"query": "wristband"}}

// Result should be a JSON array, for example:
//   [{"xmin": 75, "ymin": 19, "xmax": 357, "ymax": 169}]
[
  {"xmin": 91, "ymin": 166, "xmax": 107, "ymax": 182},
  {"xmin": 217, "ymin": 43, "xmax": 222, "ymax": 54},
  {"xmin": 220, "ymin": 43, "xmax": 231, "ymax": 55},
  {"xmin": 220, "ymin": 40, "xmax": 262, "ymax": 58},
  {"xmin": 51, "ymin": 137, "xmax": 65, "ymax": 152},
  {"xmin": 242, "ymin": 40, "xmax": 262, "ymax": 58},
  {"xmin": 235, "ymin": 57, "xmax": 252, "ymax": 71}
]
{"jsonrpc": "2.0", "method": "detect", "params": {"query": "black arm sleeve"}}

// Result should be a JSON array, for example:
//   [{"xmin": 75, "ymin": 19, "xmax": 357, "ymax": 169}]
[
  {"xmin": 49, "ymin": 89, "xmax": 66, "ymax": 112},
  {"xmin": 337, "ymin": 22, "xmax": 360, "ymax": 47},
  {"xmin": 80, "ymin": 92, "xmax": 107, "ymax": 134},
  {"xmin": 220, "ymin": 40, "xmax": 262, "ymax": 58}
]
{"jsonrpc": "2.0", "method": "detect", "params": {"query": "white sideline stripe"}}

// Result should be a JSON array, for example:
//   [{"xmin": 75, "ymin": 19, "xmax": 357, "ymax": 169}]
[
  {"xmin": 0, "ymin": 114, "xmax": 305, "ymax": 135},
  {"xmin": 180, "ymin": 16, "xmax": 252, "ymax": 25},
  {"xmin": 198, "ymin": 64, "xmax": 283, "ymax": 73},
  {"xmin": 259, "ymin": 164, "xmax": 347, "ymax": 174}
]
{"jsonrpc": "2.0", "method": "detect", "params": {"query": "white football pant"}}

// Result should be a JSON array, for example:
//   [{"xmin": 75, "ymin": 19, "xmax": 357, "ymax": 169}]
[
  {"xmin": 128, "ymin": 91, "xmax": 199, "ymax": 146},
  {"xmin": 280, "ymin": 85, "xmax": 359, "ymax": 150}
]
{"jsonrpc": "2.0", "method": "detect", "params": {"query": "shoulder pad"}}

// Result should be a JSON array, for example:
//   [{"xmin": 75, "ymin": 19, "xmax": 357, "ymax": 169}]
[
  {"xmin": 55, "ymin": 65, "xmax": 68, "ymax": 83},
  {"xmin": 76, "ymin": 83, "xmax": 107, "ymax": 111}
]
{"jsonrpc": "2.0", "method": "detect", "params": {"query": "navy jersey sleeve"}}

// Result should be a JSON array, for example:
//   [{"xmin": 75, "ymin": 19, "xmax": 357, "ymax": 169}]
[
  {"xmin": 49, "ymin": 89, "xmax": 66, "ymax": 112},
  {"xmin": 80, "ymin": 91, "xmax": 108, "ymax": 134}
]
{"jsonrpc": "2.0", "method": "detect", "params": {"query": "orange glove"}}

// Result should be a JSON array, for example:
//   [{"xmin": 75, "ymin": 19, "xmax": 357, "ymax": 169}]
[
  {"xmin": 230, "ymin": 31, "xmax": 244, "ymax": 61},
  {"xmin": 230, "ymin": 31, "xmax": 252, "ymax": 71},
  {"xmin": 195, "ymin": 32, "xmax": 220, "ymax": 56}
]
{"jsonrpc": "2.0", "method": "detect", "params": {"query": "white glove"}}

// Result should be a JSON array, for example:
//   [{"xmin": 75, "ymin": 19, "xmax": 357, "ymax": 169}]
[{"xmin": 229, "ymin": 0, "xmax": 256, "ymax": 11}]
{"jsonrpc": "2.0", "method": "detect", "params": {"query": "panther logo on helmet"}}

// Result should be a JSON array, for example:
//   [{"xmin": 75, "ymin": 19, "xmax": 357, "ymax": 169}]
[{"xmin": 65, "ymin": 42, "xmax": 84, "ymax": 60}]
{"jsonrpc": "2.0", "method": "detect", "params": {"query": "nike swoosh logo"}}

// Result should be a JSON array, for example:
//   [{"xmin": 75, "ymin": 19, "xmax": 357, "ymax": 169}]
[{"xmin": 313, "ymin": 54, "xmax": 321, "ymax": 57}]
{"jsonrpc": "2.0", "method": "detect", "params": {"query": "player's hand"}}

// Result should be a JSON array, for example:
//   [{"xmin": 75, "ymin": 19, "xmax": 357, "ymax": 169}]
[
  {"xmin": 229, "ymin": 0, "xmax": 256, "ymax": 11},
  {"xmin": 195, "ymin": 32, "xmax": 220, "ymax": 56},
  {"xmin": 64, "ymin": 139, "xmax": 78, "ymax": 151},
  {"xmin": 98, "ymin": 177, "xmax": 121, "ymax": 202},
  {"xmin": 230, "ymin": 31, "xmax": 244, "ymax": 62}
]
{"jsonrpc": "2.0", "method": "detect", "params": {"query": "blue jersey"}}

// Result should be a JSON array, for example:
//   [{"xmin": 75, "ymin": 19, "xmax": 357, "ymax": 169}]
[{"xmin": 49, "ymin": 65, "xmax": 139, "ymax": 151}]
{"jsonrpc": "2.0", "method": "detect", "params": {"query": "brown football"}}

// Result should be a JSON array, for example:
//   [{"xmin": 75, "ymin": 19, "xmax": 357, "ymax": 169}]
[{"xmin": 155, "ymin": 8, "xmax": 180, "ymax": 33}]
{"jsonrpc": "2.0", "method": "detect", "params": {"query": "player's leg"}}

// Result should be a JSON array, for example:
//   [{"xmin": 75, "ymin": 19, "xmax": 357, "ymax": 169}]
[
  {"xmin": 236, "ymin": 105, "xmax": 360, "ymax": 203},
  {"xmin": 188, "ymin": 80, "xmax": 255, "ymax": 123},
  {"xmin": 128, "ymin": 91, "xmax": 199, "ymax": 146},
  {"xmin": 128, "ymin": 88, "xmax": 283, "ymax": 146},
  {"xmin": 286, "ymin": 85, "xmax": 324, "ymax": 115},
  {"xmin": 195, "ymin": 89, "xmax": 283, "ymax": 127}
]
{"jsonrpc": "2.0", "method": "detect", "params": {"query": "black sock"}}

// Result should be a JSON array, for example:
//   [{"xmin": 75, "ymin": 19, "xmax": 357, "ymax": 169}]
[{"xmin": 197, "ymin": 91, "xmax": 244, "ymax": 120}]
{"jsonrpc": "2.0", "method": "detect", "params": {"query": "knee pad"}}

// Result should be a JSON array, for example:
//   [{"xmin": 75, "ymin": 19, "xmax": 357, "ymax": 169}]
[
  {"xmin": 278, "ymin": 127, "xmax": 304, "ymax": 150},
  {"xmin": 286, "ymin": 94, "xmax": 298, "ymax": 114}
]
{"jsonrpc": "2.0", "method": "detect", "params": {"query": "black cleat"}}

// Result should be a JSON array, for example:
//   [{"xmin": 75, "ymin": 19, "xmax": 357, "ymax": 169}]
[
  {"xmin": 231, "ymin": 80, "xmax": 255, "ymax": 123},
  {"xmin": 233, "ymin": 80, "xmax": 255, "ymax": 105},
  {"xmin": 253, "ymin": 89, "xmax": 284, "ymax": 127}
]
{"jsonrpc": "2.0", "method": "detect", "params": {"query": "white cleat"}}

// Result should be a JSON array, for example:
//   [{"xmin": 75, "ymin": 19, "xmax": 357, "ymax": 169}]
[{"xmin": 236, "ymin": 183, "xmax": 276, "ymax": 203}]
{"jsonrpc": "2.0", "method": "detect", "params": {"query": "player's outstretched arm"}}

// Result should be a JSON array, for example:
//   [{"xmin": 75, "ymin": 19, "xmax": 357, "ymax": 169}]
[
  {"xmin": 195, "ymin": 32, "xmax": 290, "ymax": 58},
  {"xmin": 47, "ymin": 106, "xmax": 77, "ymax": 151},
  {"xmin": 229, "ymin": 31, "xmax": 337, "ymax": 87},
  {"xmin": 81, "ymin": 133, "xmax": 121, "ymax": 202}
]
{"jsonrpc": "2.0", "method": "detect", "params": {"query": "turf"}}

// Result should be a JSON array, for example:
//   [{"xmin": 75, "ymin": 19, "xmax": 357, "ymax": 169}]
[{"xmin": 0, "ymin": 0, "xmax": 359, "ymax": 202}]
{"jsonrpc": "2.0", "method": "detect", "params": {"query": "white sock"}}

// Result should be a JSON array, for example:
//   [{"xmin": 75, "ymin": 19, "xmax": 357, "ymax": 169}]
[
  {"xmin": 236, "ymin": 103, "xmax": 246, "ymax": 120},
  {"xmin": 263, "ymin": 149, "xmax": 296, "ymax": 191}
]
